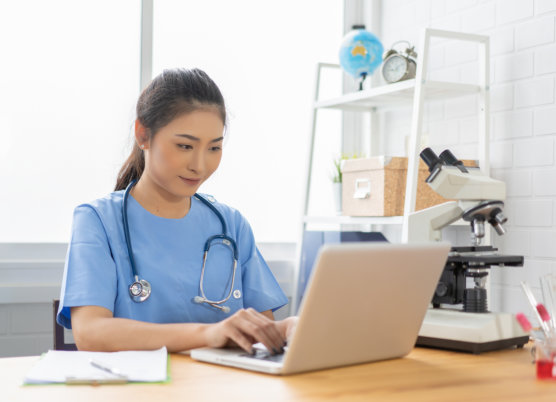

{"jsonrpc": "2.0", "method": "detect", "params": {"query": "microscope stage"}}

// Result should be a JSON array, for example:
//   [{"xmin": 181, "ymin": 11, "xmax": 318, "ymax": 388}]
[{"xmin": 416, "ymin": 309, "xmax": 529, "ymax": 354}]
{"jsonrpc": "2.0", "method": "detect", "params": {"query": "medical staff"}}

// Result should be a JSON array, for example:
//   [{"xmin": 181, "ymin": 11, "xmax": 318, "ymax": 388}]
[{"xmin": 56, "ymin": 68, "xmax": 296, "ymax": 355}]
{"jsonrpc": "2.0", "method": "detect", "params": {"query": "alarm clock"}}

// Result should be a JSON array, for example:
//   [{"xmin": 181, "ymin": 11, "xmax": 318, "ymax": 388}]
[{"xmin": 381, "ymin": 40, "xmax": 417, "ymax": 84}]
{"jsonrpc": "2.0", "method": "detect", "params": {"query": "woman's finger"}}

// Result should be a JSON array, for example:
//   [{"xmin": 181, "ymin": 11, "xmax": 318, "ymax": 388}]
[{"xmin": 235, "ymin": 309, "xmax": 284, "ymax": 354}]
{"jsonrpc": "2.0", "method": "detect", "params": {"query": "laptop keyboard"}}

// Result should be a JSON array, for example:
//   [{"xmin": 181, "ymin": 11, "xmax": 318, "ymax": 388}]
[{"xmin": 241, "ymin": 350, "xmax": 285, "ymax": 363}]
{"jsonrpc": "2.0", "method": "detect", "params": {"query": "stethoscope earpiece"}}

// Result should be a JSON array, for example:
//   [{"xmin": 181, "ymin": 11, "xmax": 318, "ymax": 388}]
[{"xmin": 193, "ymin": 296, "xmax": 231, "ymax": 313}]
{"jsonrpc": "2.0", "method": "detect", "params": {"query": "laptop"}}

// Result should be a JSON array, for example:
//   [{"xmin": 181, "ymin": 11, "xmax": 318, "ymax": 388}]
[{"xmin": 190, "ymin": 242, "xmax": 450, "ymax": 375}]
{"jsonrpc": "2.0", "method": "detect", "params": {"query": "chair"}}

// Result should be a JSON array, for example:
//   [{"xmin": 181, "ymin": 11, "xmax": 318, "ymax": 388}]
[{"xmin": 52, "ymin": 299, "xmax": 77, "ymax": 351}]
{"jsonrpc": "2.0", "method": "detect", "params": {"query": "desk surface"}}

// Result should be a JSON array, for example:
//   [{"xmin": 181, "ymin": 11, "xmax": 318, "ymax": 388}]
[{"xmin": 3, "ymin": 346, "xmax": 556, "ymax": 402}]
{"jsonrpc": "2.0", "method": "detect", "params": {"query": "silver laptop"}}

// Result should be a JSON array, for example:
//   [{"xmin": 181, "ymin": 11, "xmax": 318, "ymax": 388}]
[{"xmin": 190, "ymin": 242, "xmax": 450, "ymax": 375}]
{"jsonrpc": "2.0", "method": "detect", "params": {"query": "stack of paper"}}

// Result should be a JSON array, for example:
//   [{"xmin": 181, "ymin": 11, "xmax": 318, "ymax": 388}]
[{"xmin": 24, "ymin": 346, "xmax": 168, "ymax": 384}]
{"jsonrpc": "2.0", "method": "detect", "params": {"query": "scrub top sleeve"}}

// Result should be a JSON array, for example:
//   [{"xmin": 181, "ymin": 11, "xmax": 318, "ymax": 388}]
[
  {"xmin": 57, "ymin": 205, "xmax": 118, "ymax": 329},
  {"xmin": 237, "ymin": 216, "xmax": 288, "ymax": 313}
]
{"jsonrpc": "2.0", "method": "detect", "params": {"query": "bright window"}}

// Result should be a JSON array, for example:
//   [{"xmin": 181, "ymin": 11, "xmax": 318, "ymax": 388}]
[
  {"xmin": 153, "ymin": 0, "xmax": 344, "ymax": 242},
  {"xmin": 0, "ymin": 1, "xmax": 140, "ymax": 242}
]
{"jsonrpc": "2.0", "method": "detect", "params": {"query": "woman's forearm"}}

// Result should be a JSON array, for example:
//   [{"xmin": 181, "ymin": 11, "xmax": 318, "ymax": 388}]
[
  {"xmin": 71, "ymin": 306, "xmax": 210, "ymax": 352},
  {"xmin": 84, "ymin": 318, "xmax": 210, "ymax": 352},
  {"xmin": 71, "ymin": 306, "xmax": 292, "ymax": 353}
]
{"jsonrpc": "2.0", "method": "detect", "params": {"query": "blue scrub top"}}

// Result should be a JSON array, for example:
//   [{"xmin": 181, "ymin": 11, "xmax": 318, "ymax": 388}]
[{"xmin": 56, "ymin": 190, "xmax": 288, "ymax": 329}]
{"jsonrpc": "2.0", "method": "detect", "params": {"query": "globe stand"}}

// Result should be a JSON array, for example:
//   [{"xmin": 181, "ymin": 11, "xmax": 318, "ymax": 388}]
[{"xmin": 358, "ymin": 73, "xmax": 367, "ymax": 91}]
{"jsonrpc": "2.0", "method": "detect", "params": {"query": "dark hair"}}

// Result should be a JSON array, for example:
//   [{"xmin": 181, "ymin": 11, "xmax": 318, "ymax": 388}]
[{"xmin": 115, "ymin": 68, "xmax": 226, "ymax": 191}]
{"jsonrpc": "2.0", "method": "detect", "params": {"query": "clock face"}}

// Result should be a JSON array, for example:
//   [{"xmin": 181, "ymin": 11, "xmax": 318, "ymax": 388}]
[{"xmin": 382, "ymin": 55, "xmax": 408, "ymax": 83}]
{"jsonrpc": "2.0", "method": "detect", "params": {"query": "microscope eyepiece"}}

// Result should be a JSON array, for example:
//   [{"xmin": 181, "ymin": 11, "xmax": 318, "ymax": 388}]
[
  {"xmin": 439, "ymin": 149, "xmax": 468, "ymax": 173},
  {"xmin": 420, "ymin": 148, "xmax": 445, "ymax": 183},
  {"xmin": 439, "ymin": 149, "xmax": 458, "ymax": 165},
  {"xmin": 420, "ymin": 148, "xmax": 443, "ymax": 172}
]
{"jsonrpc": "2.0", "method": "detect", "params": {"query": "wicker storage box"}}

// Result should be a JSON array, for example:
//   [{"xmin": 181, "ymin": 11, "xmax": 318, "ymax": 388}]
[{"xmin": 341, "ymin": 156, "xmax": 471, "ymax": 217}]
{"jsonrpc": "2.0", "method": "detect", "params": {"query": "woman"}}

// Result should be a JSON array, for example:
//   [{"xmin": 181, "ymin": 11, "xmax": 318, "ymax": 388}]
[{"xmin": 56, "ymin": 68, "xmax": 296, "ymax": 355}]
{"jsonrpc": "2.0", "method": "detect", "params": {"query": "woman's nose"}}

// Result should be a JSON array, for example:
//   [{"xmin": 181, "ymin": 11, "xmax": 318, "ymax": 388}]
[{"xmin": 188, "ymin": 150, "xmax": 204, "ymax": 173}]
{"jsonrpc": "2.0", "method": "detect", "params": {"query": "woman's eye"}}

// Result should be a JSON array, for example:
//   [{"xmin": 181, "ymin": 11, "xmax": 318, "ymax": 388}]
[
  {"xmin": 178, "ymin": 144, "xmax": 193, "ymax": 150},
  {"xmin": 210, "ymin": 146, "xmax": 222, "ymax": 152}
]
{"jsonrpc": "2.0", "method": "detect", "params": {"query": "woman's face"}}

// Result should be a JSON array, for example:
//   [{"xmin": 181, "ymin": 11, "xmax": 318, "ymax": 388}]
[{"xmin": 142, "ymin": 109, "xmax": 224, "ymax": 199}]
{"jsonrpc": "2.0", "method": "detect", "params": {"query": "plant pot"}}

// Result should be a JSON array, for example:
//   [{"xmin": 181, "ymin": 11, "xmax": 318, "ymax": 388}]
[{"xmin": 333, "ymin": 182, "xmax": 342, "ymax": 214}]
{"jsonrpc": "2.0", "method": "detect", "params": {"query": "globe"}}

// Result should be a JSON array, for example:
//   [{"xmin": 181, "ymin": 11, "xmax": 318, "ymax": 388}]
[{"xmin": 339, "ymin": 26, "xmax": 384, "ymax": 81}]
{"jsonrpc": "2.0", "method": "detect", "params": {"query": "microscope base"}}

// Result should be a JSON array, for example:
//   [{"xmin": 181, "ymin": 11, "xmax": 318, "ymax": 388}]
[{"xmin": 416, "ymin": 309, "xmax": 529, "ymax": 354}]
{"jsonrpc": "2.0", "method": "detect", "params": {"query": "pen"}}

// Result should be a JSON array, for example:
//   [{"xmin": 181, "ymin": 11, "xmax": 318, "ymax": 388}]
[{"xmin": 89, "ymin": 359, "xmax": 128, "ymax": 379}]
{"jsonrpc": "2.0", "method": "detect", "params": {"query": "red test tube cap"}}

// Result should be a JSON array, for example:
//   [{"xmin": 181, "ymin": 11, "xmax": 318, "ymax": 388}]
[{"xmin": 516, "ymin": 313, "xmax": 532, "ymax": 332}]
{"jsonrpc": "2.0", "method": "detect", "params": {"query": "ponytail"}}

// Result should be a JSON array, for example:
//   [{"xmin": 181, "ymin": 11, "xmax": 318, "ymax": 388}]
[{"xmin": 115, "ymin": 143, "xmax": 145, "ymax": 191}]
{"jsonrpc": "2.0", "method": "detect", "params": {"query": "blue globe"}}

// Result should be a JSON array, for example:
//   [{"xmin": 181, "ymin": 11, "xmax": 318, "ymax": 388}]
[{"xmin": 339, "ymin": 27, "xmax": 384, "ymax": 79}]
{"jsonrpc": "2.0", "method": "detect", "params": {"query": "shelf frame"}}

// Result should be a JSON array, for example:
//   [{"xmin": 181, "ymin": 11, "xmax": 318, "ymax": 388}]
[{"xmin": 295, "ymin": 28, "xmax": 490, "ymax": 312}]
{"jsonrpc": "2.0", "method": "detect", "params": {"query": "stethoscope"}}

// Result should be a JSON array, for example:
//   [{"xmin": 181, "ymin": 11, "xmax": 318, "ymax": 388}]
[{"xmin": 122, "ymin": 180, "xmax": 239, "ymax": 313}]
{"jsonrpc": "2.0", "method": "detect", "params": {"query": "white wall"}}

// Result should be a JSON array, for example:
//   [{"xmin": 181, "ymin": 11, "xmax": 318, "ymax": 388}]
[{"xmin": 375, "ymin": 0, "xmax": 556, "ymax": 315}]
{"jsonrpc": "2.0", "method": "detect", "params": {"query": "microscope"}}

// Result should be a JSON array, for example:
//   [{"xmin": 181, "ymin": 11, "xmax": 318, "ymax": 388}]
[{"xmin": 408, "ymin": 148, "xmax": 528, "ymax": 354}]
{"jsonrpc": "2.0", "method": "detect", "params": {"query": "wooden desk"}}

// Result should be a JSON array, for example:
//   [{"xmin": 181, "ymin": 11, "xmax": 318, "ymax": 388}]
[{"xmin": 3, "ymin": 346, "xmax": 556, "ymax": 401}]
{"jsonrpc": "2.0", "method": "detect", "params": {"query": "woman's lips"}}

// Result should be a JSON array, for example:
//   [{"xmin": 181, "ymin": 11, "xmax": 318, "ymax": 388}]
[{"xmin": 179, "ymin": 176, "xmax": 201, "ymax": 186}]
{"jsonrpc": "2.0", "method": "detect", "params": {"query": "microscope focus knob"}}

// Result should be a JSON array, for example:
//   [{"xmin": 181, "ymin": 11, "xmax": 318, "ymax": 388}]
[
  {"xmin": 493, "ymin": 210, "xmax": 507, "ymax": 225},
  {"xmin": 435, "ymin": 282, "xmax": 449, "ymax": 297},
  {"xmin": 489, "ymin": 209, "xmax": 507, "ymax": 236}
]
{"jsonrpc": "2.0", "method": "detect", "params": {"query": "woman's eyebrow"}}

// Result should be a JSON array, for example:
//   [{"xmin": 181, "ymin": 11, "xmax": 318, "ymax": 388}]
[{"xmin": 175, "ymin": 134, "xmax": 224, "ymax": 143}]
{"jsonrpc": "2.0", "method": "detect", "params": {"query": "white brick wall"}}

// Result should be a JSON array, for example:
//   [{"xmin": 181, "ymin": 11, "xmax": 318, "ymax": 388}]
[
  {"xmin": 534, "ymin": 106, "xmax": 556, "ymax": 134},
  {"xmin": 493, "ymin": 110, "xmax": 533, "ymax": 139},
  {"xmin": 513, "ymin": 137, "xmax": 553, "ymax": 166},
  {"xmin": 515, "ymin": 15, "xmax": 555, "ymax": 50},
  {"xmin": 533, "ymin": 169, "xmax": 556, "ymax": 195},
  {"xmin": 496, "ymin": 0, "xmax": 534, "ymax": 25},
  {"xmin": 514, "ymin": 76, "xmax": 554, "ymax": 108},
  {"xmin": 495, "ymin": 52, "xmax": 534, "ymax": 82},
  {"xmin": 378, "ymin": 0, "xmax": 556, "ymax": 320},
  {"xmin": 537, "ymin": 0, "xmax": 556, "ymax": 14}
]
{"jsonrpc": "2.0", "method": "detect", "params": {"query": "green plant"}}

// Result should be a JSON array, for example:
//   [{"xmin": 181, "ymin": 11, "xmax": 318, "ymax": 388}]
[{"xmin": 331, "ymin": 153, "xmax": 361, "ymax": 183}]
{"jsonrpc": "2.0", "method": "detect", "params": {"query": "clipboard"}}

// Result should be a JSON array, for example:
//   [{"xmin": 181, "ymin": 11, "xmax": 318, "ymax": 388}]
[{"xmin": 24, "ymin": 346, "xmax": 170, "ymax": 385}]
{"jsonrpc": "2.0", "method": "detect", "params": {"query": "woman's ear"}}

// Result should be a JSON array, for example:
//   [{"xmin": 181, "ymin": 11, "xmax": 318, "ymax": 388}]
[{"xmin": 134, "ymin": 120, "xmax": 149, "ymax": 150}]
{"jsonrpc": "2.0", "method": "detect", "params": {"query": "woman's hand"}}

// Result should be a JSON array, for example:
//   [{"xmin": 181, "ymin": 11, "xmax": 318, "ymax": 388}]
[
  {"xmin": 203, "ymin": 308, "xmax": 286, "ymax": 354},
  {"xmin": 276, "ymin": 316, "xmax": 299, "ymax": 343}
]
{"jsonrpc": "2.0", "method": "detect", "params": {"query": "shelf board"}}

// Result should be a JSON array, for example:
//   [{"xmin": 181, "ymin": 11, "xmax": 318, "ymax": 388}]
[
  {"xmin": 304, "ymin": 215, "xmax": 404, "ymax": 225},
  {"xmin": 304, "ymin": 215, "xmax": 470, "ymax": 227},
  {"xmin": 314, "ymin": 80, "xmax": 481, "ymax": 111}
]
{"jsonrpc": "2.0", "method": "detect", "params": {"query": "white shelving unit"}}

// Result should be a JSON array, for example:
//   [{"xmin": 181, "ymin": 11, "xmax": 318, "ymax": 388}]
[
  {"xmin": 293, "ymin": 28, "xmax": 490, "ymax": 312},
  {"xmin": 302, "ymin": 28, "xmax": 490, "ymax": 238}
]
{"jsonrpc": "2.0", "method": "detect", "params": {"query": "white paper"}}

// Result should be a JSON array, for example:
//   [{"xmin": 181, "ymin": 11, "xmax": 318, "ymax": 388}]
[{"xmin": 24, "ymin": 346, "xmax": 168, "ymax": 384}]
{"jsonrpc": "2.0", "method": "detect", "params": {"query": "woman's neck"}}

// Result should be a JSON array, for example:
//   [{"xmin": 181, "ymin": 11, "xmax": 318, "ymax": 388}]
[{"xmin": 130, "ymin": 176, "xmax": 191, "ymax": 219}]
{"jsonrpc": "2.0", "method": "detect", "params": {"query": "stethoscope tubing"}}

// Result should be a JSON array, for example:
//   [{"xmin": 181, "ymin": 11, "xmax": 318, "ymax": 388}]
[{"xmin": 122, "ymin": 180, "xmax": 239, "ymax": 311}]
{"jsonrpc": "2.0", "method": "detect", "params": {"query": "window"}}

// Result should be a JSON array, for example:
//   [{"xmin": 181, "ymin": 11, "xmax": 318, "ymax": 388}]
[
  {"xmin": 0, "ymin": 1, "xmax": 140, "ymax": 242},
  {"xmin": 153, "ymin": 0, "xmax": 343, "ymax": 242}
]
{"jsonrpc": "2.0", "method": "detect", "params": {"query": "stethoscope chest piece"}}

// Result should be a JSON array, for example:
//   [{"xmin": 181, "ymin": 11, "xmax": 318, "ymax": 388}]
[{"xmin": 129, "ymin": 276, "xmax": 151, "ymax": 302}]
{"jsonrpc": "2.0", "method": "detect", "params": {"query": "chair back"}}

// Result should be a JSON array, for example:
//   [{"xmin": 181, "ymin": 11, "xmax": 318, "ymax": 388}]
[{"xmin": 53, "ymin": 299, "xmax": 77, "ymax": 351}]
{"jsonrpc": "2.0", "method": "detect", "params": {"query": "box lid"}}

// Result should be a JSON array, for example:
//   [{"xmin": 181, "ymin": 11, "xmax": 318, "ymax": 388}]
[
  {"xmin": 341, "ymin": 156, "xmax": 408, "ymax": 173},
  {"xmin": 341, "ymin": 156, "xmax": 479, "ymax": 174}
]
